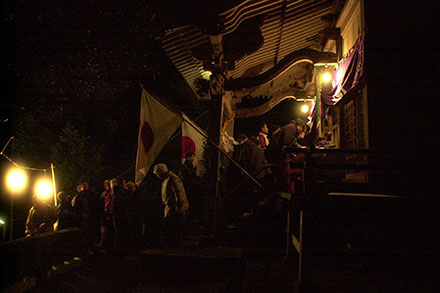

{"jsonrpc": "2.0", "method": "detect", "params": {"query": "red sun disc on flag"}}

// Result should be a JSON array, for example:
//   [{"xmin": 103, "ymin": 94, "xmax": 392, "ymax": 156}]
[
  {"xmin": 141, "ymin": 121, "xmax": 154, "ymax": 153},
  {"xmin": 182, "ymin": 136, "xmax": 196, "ymax": 158}
]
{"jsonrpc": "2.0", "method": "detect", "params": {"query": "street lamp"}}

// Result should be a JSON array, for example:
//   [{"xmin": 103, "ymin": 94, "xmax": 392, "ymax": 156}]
[
  {"xmin": 35, "ymin": 179, "xmax": 53, "ymax": 201},
  {"xmin": 6, "ymin": 168, "xmax": 27, "ymax": 241}
]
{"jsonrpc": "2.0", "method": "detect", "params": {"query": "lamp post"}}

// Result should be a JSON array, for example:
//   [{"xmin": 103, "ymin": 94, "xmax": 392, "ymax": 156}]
[
  {"xmin": 313, "ymin": 64, "xmax": 334, "ymax": 138},
  {"xmin": 6, "ymin": 169, "xmax": 27, "ymax": 241},
  {"xmin": 0, "ymin": 218, "xmax": 5, "ymax": 242},
  {"xmin": 50, "ymin": 163, "xmax": 57, "ymax": 207}
]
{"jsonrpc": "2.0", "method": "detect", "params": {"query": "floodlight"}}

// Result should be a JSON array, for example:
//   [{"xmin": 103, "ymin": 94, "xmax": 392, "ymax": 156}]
[
  {"xmin": 301, "ymin": 104, "xmax": 309, "ymax": 113},
  {"xmin": 35, "ymin": 180, "xmax": 53, "ymax": 200},
  {"xmin": 322, "ymin": 72, "xmax": 332, "ymax": 83},
  {"xmin": 6, "ymin": 169, "xmax": 27, "ymax": 192}
]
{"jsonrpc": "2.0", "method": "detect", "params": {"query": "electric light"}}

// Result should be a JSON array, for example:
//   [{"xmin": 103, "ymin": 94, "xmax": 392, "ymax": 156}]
[
  {"xmin": 322, "ymin": 72, "xmax": 332, "ymax": 83},
  {"xmin": 0, "ymin": 219, "xmax": 4, "ymax": 225},
  {"xmin": 6, "ymin": 169, "xmax": 27, "ymax": 192},
  {"xmin": 35, "ymin": 180, "xmax": 53, "ymax": 200},
  {"xmin": 301, "ymin": 104, "xmax": 309, "ymax": 113},
  {"xmin": 202, "ymin": 70, "xmax": 212, "ymax": 80}
]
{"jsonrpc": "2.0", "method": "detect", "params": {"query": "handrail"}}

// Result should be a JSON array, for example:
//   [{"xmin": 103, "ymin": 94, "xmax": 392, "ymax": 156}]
[
  {"xmin": 284, "ymin": 147, "xmax": 395, "ymax": 155},
  {"xmin": 219, "ymin": 163, "xmax": 277, "ymax": 205}
]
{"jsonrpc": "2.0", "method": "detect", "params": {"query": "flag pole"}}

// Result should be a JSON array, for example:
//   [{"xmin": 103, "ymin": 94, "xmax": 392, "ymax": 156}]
[
  {"xmin": 182, "ymin": 114, "xmax": 263, "ymax": 190},
  {"xmin": 138, "ymin": 86, "xmax": 263, "ymax": 189},
  {"xmin": 140, "ymin": 86, "xmax": 182, "ymax": 117},
  {"xmin": 168, "ymin": 110, "xmax": 209, "ymax": 142},
  {"xmin": 139, "ymin": 85, "xmax": 264, "ymax": 188}
]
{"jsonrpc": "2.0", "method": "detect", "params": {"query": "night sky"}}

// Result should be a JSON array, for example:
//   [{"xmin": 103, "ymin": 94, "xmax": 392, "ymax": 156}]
[{"xmin": 0, "ymin": 1, "xmax": 197, "ymax": 237}]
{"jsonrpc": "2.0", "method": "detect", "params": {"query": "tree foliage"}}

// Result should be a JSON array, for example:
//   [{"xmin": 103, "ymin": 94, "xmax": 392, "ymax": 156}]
[
  {"xmin": 4, "ymin": 1, "xmax": 200, "ymax": 192},
  {"xmin": 51, "ymin": 123, "xmax": 103, "ymax": 193}
]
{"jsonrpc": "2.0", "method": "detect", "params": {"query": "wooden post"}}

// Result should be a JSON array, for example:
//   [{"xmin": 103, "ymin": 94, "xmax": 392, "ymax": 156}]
[
  {"xmin": 10, "ymin": 191, "xmax": 13, "ymax": 241},
  {"xmin": 205, "ymin": 31, "xmax": 225, "ymax": 234},
  {"xmin": 205, "ymin": 72, "xmax": 224, "ymax": 233},
  {"xmin": 51, "ymin": 163, "xmax": 57, "ymax": 207}
]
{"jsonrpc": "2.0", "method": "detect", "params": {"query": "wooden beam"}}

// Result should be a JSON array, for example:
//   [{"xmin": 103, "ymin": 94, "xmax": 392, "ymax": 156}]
[
  {"xmin": 225, "ymin": 49, "xmax": 336, "ymax": 91},
  {"xmin": 234, "ymin": 90, "xmax": 299, "ymax": 118}
]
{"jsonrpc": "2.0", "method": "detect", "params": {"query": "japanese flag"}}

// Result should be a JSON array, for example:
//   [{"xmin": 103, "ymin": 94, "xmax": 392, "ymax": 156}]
[
  {"xmin": 135, "ymin": 89, "xmax": 182, "ymax": 185},
  {"xmin": 182, "ymin": 113, "xmax": 207, "ymax": 176}
]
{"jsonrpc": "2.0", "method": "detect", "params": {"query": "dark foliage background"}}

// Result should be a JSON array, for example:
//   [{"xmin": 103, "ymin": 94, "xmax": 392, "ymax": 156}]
[{"xmin": 1, "ymin": 0, "xmax": 204, "ymax": 197}]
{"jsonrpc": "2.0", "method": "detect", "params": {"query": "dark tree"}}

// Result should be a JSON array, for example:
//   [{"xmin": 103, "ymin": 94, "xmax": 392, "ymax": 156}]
[{"xmin": 3, "ymin": 1, "xmax": 200, "ymax": 193}]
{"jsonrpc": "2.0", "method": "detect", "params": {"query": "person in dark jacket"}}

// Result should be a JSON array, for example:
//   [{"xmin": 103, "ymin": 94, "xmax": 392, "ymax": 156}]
[
  {"xmin": 280, "ymin": 118, "xmax": 306, "ymax": 148},
  {"xmin": 265, "ymin": 125, "xmax": 283, "ymax": 163},
  {"xmin": 25, "ymin": 195, "xmax": 59, "ymax": 237},
  {"xmin": 56, "ymin": 191, "xmax": 75, "ymax": 230},
  {"xmin": 233, "ymin": 134, "xmax": 268, "ymax": 179},
  {"xmin": 74, "ymin": 180, "xmax": 101, "ymax": 246},
  {"xmin": 109, "ymin": 178, "xmax": 130, "ymax": 250},
  {"xmin": 179, "ymin": 152, "xmax": 203, "ymax": 226},
  {"xmin": 96, "ymin": 179, "xmax": 112, "ymax": 248}
]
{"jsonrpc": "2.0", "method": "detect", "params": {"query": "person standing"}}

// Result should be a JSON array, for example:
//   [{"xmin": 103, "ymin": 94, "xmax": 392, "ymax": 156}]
[
  {"xmin": 56, "ymin": 191, "xmax": 75, "ymax": 230},
  {"xmin": 25, "ymin": 195, "xmax": 59, "ymax": 237},
  {"xmin": 257, "ymin": 121, "xmax": 270, "ymax": 150},
  {"xmin": 179, "ymin": 152, "xmax": 203, "ymax": 230},
  {"xmin": 233, "ymin": 134, "xmax": 268, "ymax": 179},
  {"xmin": 71, "ymin": 184, "xmax": 88, "ymax": 229},
  {"xmin": 153, "ymin": 163, "xmax": 189, "ymax": 247},
  {"xmin": 81, "ymin": 180, "xmax": 101, "ymax": 245},
  {"xmin": 96, "ymin": 179, "xmax": 112, "ymax": 248},
  {"xmin": 280, "ymin": 118, "xmax": 306, "ymax": 148},
  {"xmin": 109, "ymin": 178, "xmax": 130, "ymax": 250}
]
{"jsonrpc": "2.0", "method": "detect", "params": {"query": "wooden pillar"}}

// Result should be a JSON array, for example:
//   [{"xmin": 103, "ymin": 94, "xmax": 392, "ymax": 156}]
[
  {"xmin": 335, "ymin": 28, "xmax": 343, "ymax": 61},
  {"xmin": 202, "ymin": 30, "xmax": 226, "ymax": 233},
  {"xmin": 205, "ymin": 72, "xmax": 224, "ymax": 233}
]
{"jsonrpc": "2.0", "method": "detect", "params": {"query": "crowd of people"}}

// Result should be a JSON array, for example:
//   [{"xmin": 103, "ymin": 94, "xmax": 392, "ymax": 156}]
[
  {"xmin": 24, "ymin": 154, "xmax": 203, "ymax": 251},
  {"xmin": 24, "ymin": 117, "xmax": 312, "ymax": 251},
  {"xmin": 229, "ymin": 118, "xmax": 310, "ymax": 173},
  {"xmin": 220, "ymin": 118, "xmax": 311, "ymax": 221}
]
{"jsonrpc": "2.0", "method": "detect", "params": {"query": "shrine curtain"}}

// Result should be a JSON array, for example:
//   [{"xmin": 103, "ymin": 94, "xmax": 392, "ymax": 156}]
[{"xmin": 321, "ymin": 37, "xmax": 365, "ymax": 105}]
